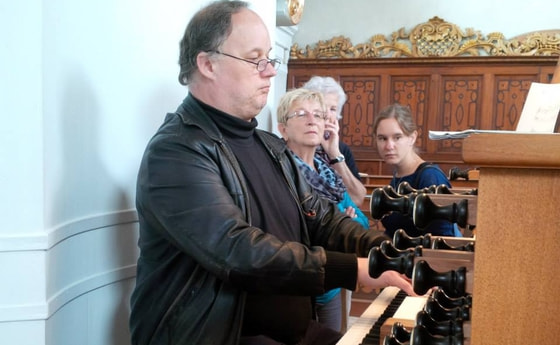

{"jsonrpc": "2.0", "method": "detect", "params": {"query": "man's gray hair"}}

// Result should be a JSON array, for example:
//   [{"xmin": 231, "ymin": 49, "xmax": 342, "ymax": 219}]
[{"xmin": 178, "ymin": 1, "xmax": 249, "ymax": 85}]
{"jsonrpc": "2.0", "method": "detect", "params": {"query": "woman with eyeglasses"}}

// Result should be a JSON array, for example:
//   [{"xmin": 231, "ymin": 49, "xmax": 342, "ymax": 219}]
[
  {"xmin": 302, "ymin": 76, "xmax": 366, "ymax": 208},
  {"xmin": 277, "ymin": 88, "xmax": 369, "ymax": 333}
]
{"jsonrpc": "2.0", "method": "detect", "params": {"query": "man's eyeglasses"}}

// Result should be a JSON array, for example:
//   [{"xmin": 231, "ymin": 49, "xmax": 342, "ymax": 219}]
[
  {"xmin": 210, "ymin": 51, "xmax": 281, "ymax": 72},
  {"xmin": 285, "ymin": 110, "xmax": 328, "ymax": 122}
]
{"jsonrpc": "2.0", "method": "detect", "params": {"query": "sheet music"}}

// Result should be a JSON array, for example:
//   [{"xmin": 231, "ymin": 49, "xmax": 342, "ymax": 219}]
[
  {"xmin": 515, "ymin": 82, "xmax": 560, "ymax": 133},
  {"xmin": 428, "ymin": 129, "xmax": 520, "ymax": 140}
]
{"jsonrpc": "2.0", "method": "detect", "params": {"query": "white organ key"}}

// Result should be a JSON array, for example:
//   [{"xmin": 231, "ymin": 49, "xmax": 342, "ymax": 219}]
[{"xmin": 392, "ymin": 295, "xmax": 429, "ymax": 320}]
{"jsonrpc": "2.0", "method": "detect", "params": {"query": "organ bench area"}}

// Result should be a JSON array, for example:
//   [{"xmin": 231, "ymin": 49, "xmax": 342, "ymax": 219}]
[{"xmin": 337, "ymin": 133, "xmax": 560, "ymax": 345}]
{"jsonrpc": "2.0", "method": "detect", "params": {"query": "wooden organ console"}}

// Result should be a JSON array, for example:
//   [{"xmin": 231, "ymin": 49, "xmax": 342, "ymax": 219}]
[{"xmin": 338, "ymin": 133, "xmax": 560, "ymax": 345}]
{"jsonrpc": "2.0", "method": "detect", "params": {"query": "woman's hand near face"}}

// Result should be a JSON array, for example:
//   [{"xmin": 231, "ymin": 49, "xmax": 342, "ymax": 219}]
[{"xmin": 321, "ymin": 117, "xmax": 340, "ymax": 156}]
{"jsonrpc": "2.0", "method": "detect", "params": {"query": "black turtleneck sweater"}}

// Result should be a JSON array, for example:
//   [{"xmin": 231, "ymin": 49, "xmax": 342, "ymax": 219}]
[
  {"xmin": 195, "ymin": 97, "xmax": 359, "ymax": 343},
  {"xmin": 197, "ymin": 99, "xmax": 314, "ymax": 343}
]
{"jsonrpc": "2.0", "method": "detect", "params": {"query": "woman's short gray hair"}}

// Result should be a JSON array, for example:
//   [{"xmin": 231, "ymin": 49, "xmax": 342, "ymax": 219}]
[{"xmin": 302, "ymin": 76, "xmax": 347, "ymax": 120}]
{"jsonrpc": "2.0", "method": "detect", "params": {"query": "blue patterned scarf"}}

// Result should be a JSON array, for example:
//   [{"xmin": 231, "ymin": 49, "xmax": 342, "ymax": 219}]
[{"xmin": 292, "ymin": 151, "xmax": 346, "ymax": 203}]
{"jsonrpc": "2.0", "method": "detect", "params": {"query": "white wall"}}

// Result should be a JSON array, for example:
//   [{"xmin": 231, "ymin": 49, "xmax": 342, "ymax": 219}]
[
  {"xmin": 294, "ymin": 0, "xmax": 560, "ymax": 48},
  {"xmin": 2, "ymin": 0, "xmax": 555, "ymax": 344},
  {"xmin": 1, "ymin": 0, "xmax": 48, "ymax": 343},
  {"xmin": 0, "ymin": 1, "xmax": 278, "ymax": 344}
]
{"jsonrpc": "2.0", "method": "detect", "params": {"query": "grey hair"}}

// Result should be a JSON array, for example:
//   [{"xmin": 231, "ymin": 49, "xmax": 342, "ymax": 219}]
[
  {"xmin": 178, "ymin": 1, "xmax": 249, "ymax": 85},
  {"xmin": 302, "ymin": 76, "xmax": 347, "ymax": 119}
]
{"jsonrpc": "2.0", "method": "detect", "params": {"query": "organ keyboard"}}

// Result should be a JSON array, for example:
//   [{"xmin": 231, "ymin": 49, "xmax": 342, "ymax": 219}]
[
  {"xmin": 337, "ymin": 287, "xmax": 428, "ymax": 345},
  {"xmin": 336, "ymin": 287, "xmax": 400, "ymax": 345}
]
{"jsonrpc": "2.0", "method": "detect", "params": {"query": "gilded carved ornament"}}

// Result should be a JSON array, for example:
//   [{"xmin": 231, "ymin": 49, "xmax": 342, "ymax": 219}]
[
  {"xmin": 277, "ymin": 0, "xmax": 305, "ymax": 26},
  {"xmin": 290, "ymin": 16, "xmax": 560, "ymax": 59}
]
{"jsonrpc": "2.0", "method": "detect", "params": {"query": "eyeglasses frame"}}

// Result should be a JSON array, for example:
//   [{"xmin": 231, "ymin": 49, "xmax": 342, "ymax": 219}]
[
  {"xmin": 210, "ymin": 50, "xmax": 281, "ymax": 72},
  {"xmin": 284, "ymin": 109, "xmax": 329, "ymax": 123}
]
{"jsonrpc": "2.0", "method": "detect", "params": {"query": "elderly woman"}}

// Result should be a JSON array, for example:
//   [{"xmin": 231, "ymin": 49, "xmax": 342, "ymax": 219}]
[
  {"xmin": 276, "ymin": 88, "xmax": 369, "ymax": 332},
  {"xmin": 302, "ymin": 76, "xmax": 366, "ymax": 207}
]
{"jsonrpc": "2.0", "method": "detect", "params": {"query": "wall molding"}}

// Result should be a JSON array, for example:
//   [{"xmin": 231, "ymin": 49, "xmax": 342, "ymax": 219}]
[
  {"xmin": 0, "ymin": 209, "xmax": 138, "ymax": 252},
  {"xmin": 0, "ymin": 209, "xmax": 139, "ymax": 322},
  {"xmin": 0, "ymin": 265, "xmax": 137, "ymax": 322}
]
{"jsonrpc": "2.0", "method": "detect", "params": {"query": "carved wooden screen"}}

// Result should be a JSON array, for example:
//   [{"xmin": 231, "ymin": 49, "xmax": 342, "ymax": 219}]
[{"xmin": 287, "ymin": 17, "xmax": 560, "ymax": 176}]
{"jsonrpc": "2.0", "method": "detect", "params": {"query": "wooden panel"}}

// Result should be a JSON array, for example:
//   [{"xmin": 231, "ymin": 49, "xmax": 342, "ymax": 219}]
[
  {"xmin": 471, "ymin": 168, "xmax": 560, "ymax": 344},
  {"xmin": 437, "ymin": 76, "xmax": 483, "ymax": 155},
  {"xmin": 493, "ymin": 77, "xmax": 536, "ymax": 130},
  {"xmin": 462, "ymin": 133, "xmax": 560, "ymax": 168},
  {"xmin": 391, "ymin": 75, "xmax": 432, "ymax": 154},
  {"xmin": 287, "ymin": 56, "xmax": 559, "ymax": 175},
  {"xmin": 340, "ymin": 77, "xmax": 380, "ymax": 147},
  {"xmin": 462, "ymin": 134, "xmax": 560, "ymax": 345}
]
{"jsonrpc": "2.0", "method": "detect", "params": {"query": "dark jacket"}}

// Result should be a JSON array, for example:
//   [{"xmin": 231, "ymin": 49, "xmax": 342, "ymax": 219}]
[{"xmin": 130, "ymin": 94, "xmax": 386, "ymax": 345}]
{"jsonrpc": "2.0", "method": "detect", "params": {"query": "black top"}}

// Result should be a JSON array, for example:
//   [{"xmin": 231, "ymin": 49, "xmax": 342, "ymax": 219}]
[
  {"xmin": 381, "ymin": 163, "xmax": 456, "ymax": 238},
  {"xmin": 201, "ymin": 102, "xmax": 313, "ymax": 343},
  {"xmin": 339, "ymin": 141, "xmax": 361, "ymax": 180}
]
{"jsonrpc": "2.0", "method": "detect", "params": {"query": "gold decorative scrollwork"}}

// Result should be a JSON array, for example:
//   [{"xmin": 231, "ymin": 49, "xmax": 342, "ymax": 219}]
[
  {"xmin": 288, "ymin": 0, "xmax": 304, "ymax": 25},
  {"xmin": 290, "ymin": 16, "xmax": 560, "ymax": 59}
]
